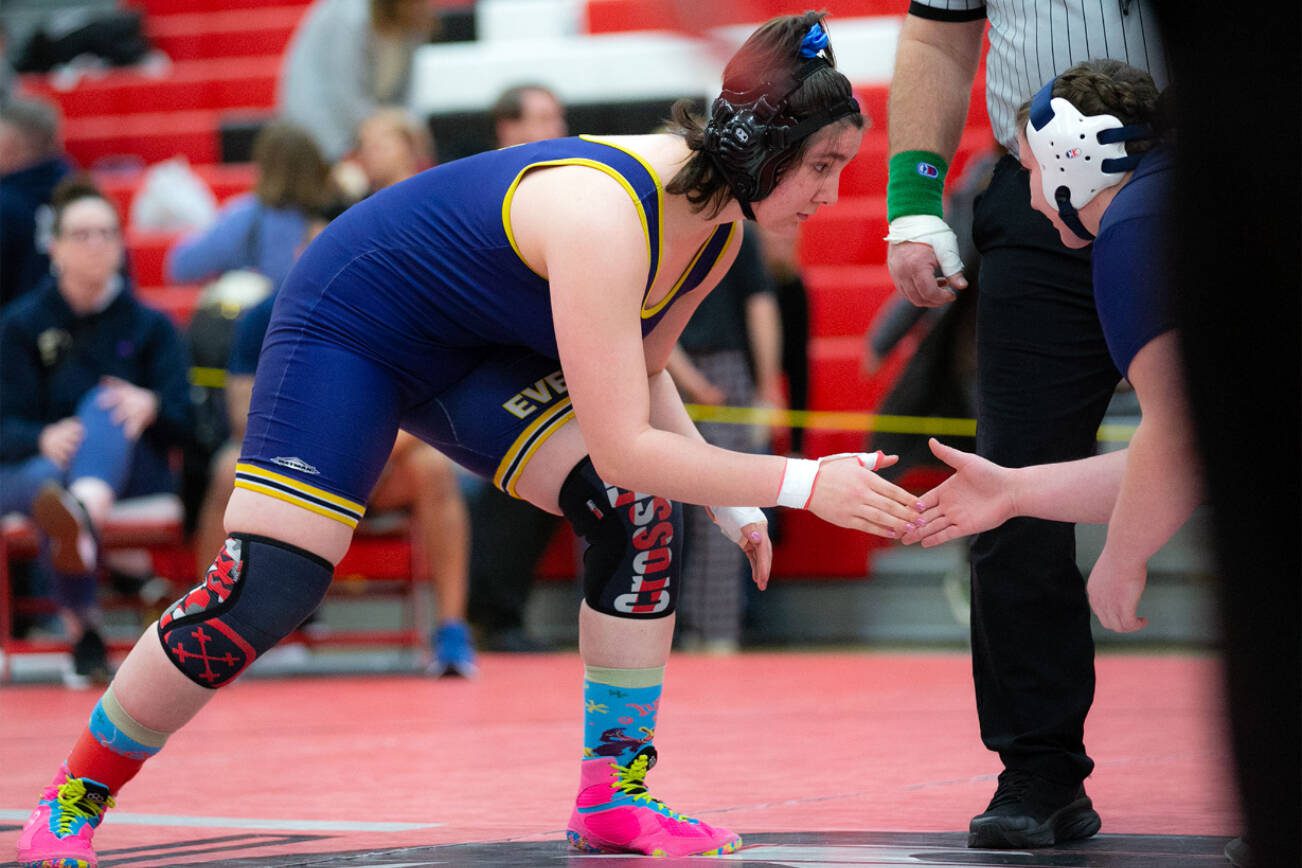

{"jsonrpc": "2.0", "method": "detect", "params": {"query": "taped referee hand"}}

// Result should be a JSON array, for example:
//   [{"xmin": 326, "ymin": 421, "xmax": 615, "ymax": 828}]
[{"xmin": 885, "ymin": 215, "xmax": 968, "ymax": 307}]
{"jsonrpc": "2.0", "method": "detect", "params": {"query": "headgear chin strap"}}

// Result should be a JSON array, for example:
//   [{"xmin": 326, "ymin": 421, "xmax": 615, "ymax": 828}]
[
  {"xmin": 703, "ymin": 25, "xmax": 859, "ymax": 219},
  {"xmin": 1024, "ymin": 78, "xmax": 1153, "ymax": 241}
]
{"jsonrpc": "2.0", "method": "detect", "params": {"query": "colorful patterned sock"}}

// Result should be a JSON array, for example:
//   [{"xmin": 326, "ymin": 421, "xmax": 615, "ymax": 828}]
[
  {"xmin": 66, "ymin": 686, "xmax": 168, "ymax": 793},
  {"xmin": 582, "ymin": 665, "xmax": 663, "ymax": 766}
]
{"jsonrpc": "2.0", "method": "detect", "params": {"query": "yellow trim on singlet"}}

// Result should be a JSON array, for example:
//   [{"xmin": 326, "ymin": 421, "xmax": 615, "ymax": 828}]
[
  {"xmin": 233, "ymin": 462, "xmax": 365, "ymax": 528},
  {"xmin": 492, "ymin": 397, "xmax": 576, "ymax": 497},
  {"xmin": 651, "ymin": 220, "xmax": 741, "ymax": 318},
  {"xmin": 500, "ymin": 137, "xmax": 737, "ymax": 325},
  {"xmin": 232, "ymin": 479, "xmax": 362, "ymax": 528},
  {"xmin": 580, "ymin": 137, "xmax": 740, "ymax": 320},
  {"xmin": 501, "ymin": 157, "xmax": 653, "ymax": 282},
  {"xmin": 578, "ymin": 135, "xmax": 666, "ymax": 299}
]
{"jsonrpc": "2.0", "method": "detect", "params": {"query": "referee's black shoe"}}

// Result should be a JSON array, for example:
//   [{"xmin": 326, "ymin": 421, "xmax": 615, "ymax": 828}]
[{"xmin": 968, "ymin": 769, "xmax": 1101, "ymax": 849}]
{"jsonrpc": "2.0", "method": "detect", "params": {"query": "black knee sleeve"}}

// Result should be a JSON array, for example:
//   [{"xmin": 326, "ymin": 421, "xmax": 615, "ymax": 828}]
[
  {"xmin": 157, "ymin": 534, "xmax": 333, "ymax": 688},
  {"xmin": 558, "ymin": 457, "xmax": 682, "ymax": 618}
]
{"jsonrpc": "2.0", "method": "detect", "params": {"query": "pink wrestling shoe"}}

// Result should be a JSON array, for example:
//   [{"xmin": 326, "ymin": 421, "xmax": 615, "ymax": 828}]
[
  {"xmin": 567, "ymin": 747, "xmax": 742, "ymax": 857},
  {"xmin": 17, "ymin": 764, "xmax": 114, "ymax": 868}
]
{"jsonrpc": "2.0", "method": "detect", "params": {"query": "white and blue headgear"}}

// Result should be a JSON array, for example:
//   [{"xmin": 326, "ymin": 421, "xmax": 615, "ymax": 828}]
[{"xmin": 1024, "ymin": 77, "xmax": 1153, "ymax": 241}]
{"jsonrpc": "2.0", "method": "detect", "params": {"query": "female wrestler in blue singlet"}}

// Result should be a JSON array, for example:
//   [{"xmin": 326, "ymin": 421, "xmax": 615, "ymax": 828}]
[{"xmin": 19, "ymin": 13, "xmax": 923, "ymax": 865}]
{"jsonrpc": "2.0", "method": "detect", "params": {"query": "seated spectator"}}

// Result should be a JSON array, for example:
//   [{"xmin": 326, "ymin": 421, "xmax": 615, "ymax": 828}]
[
  {"xmin": 192, "ymin": 219, "xmax": 477, "ymax": 677},
  {"xmin": 0, "ymin": 97, "xmax": 72, "ymax": 307},
  {"xmin": 279, "ymin": 0, "xmax": 440, "ymax": 162},
  {"xmin": 0, "ymin": 177, "xmax": 192, "ymax": 685},
  {"xmin": 334, "ymin": 106, "xmax": 434, "ymax": 202},
  {"xmin": 165, "ymin": 122, "xmax": 335, "ymax": 292}
]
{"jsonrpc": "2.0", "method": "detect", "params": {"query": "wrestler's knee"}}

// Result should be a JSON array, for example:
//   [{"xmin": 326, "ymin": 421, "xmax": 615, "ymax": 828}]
[
  {"xmin": 558, "ymin": 457, "xmax": 681, "ymax": 618},
  {"xmin": 157, "ymin": 534, "xmax": 333, "ymax": 688}
]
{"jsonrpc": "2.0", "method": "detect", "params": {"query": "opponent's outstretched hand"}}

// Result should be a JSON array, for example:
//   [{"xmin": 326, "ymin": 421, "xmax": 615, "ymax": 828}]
[
  {"xmin": 901, "ymin": 439, "xmax": 1017, "ymax": 547},
  {"xmin": 1087, "ymin": 546, "xmax": 1149, "ymax": 633},
  {"xmin": 804, "ymin": 452, "xmax": 918, "ymax": 538}
]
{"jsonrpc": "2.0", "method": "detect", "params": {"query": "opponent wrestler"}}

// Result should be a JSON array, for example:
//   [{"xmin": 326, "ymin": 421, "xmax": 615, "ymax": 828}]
[{"xmin": 906, "ymin": 61, "xmax": 1189, "ymax": 639}]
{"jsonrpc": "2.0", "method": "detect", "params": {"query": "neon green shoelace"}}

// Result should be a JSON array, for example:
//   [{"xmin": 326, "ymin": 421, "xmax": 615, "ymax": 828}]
[
  {"xmin": 610, "ymin": 754, "xmax": 689, "ymax": 821},
  {"xmin": 54, "ymin": 778, "xmax": 115, "ymax": 837}
]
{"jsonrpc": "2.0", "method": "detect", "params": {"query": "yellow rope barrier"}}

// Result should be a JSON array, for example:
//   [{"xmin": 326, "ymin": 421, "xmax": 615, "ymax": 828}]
[
  {"xmin": 186, "ymin": 368, "xmax": 1137, "ymax": 443},
  {"xmin": 683, "ymin": 403, "xmax": 1137, "ymax": 443}
]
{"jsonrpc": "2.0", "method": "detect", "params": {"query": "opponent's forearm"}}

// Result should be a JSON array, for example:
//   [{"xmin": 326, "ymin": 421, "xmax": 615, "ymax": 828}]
[
  {"xmin": 888, "ymin": 16, "xmax": 984, "ymax": 158},
  {"xmin": 1011, "ymin": 449, "xmax": 1129, "ymax": 524},
  {"xmin": 1101, "ymin": 416, "xmax": 1201, "ymax": 564}
]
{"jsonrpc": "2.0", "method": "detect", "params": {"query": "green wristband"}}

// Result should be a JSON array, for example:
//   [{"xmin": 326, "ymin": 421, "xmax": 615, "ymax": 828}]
[{"xmin": 887, "ymin": 150, "xmax": 949, "ymax": 222}]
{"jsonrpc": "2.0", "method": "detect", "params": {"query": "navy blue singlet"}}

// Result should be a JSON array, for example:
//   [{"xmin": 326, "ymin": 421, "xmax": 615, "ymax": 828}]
[{"xmin": 235, "ymin": 136, "xmax": 738, "ymax": 526}]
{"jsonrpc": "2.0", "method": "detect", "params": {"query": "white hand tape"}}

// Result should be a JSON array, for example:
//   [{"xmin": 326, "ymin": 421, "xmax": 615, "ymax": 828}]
[
  {"xmin": 885, "ymin": 214, "xmax": 965, "ymax": 278},
  {"xmin": 710, "ymin": 505, "xmax": 768, "ymax": 544}
]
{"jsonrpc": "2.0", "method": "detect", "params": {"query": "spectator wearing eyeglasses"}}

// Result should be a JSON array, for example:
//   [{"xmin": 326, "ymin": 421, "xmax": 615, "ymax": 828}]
[{"xmin": 0, "ymin": 177, "xmax": 192, "ymax": 686}]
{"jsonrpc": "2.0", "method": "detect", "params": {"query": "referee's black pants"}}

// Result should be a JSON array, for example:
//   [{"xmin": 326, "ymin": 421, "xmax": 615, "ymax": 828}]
[{"xmin": 968, "ymin": 155, "xmax": 1121, "ymax": 787}]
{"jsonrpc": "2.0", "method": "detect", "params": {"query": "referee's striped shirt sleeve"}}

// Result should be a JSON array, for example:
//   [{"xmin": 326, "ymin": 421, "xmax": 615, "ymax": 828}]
[{"xmin": 908, "ymin": 0, "xmax": 986, "ymax": 22}]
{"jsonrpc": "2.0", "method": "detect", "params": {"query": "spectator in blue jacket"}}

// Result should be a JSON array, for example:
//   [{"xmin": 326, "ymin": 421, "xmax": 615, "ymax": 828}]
[
  {"xmin": 0, "ymin": 98, "xmax": 73, "ymax": 308},
  {"xmin": 165, "ymin": 122, "xmax": 335, "ymax": 292},
  {"xmin": 0, "ymin": 178, "xmax": 192, "ymax": 685}
]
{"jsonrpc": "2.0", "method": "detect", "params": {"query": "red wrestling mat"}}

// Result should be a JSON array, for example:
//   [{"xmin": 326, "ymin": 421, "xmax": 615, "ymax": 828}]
[{"xmin": 0, "ymin": 651, "xmax": 1237, "ymax": 866}]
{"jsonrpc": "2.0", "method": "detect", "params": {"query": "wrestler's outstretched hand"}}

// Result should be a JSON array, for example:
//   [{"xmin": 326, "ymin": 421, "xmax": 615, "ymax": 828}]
[
  {"xmin": 805, "ymin": 452, "xmax": 918, "ymax": 538},
  {"xmin": 902, "ymin": 439, "xmax": 1017, "ymax": 547}
]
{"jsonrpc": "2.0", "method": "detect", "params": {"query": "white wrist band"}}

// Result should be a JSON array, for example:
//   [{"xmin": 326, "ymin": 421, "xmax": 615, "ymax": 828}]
[
  {"xmin": 710, "ymin": 506, "xmax": 767, "ymax": 544},
  {"xmin": 776, "ymin": 452, "xmax": 883, "ymax": 510},
  {"xmin": 777, "ymin": 458, "xmax": 820, "ymax": 509}
]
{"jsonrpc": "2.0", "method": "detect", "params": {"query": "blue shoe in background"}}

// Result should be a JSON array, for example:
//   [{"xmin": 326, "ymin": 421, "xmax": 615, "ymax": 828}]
[{"xmin": 429, "ymin": 619, "xmax": 477, "ymax": 678}]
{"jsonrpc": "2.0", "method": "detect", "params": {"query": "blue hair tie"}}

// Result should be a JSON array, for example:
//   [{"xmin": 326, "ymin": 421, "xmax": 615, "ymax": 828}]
[{"xmin": 799, "ymin": 22, "xmax": 829, "ymax": 58}]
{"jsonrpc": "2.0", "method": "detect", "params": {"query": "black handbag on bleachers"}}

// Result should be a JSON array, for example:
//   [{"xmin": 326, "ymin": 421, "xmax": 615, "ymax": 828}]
[{"xmin": 14, "ymin": 9, "xmax": 151, "ymax": 73}]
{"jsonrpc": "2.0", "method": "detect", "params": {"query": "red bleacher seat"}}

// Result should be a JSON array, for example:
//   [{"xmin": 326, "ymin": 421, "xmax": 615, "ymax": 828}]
[
  {"xmin": 146, "ymin": 6, "xmax": 307, "ymax": 62},
  {"xmin": 772, "ymin": 509, "xmax": 883, "ymax": 578},
  {"xmin": 20, "ymin": 56, "xmax": 281, "ymax": 119},
  {"xmin": 585, "ymin": 0, "xmax": 911, "ymax": 34},
  {"xmin": 808, "ymin": 334, "xmax": 898, "ymax": 412},
  {"xmin": 126, "ymin": 228, "xmax": 184, "ymax": 287},
  {"xmin": 98, "ymin": 161, "xmax": 257, "ymax": 220},
  {"xmin": 799, "ymin": 197, "xmax": 888, "ymax": 268},
  {"xmin": 137, "ymin": 0, "xmax": 312, "ymax": 16},
  {"xmin": 843, "ymin": 127, "xmax": 996, "ymax": 199},
  {"xmin": 804, "ymin": 263, "xmax": 894, "ymax": 337},
  {"xmin": 64, "ymin": 109, "xmax": 226, "ymax": 165}
]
